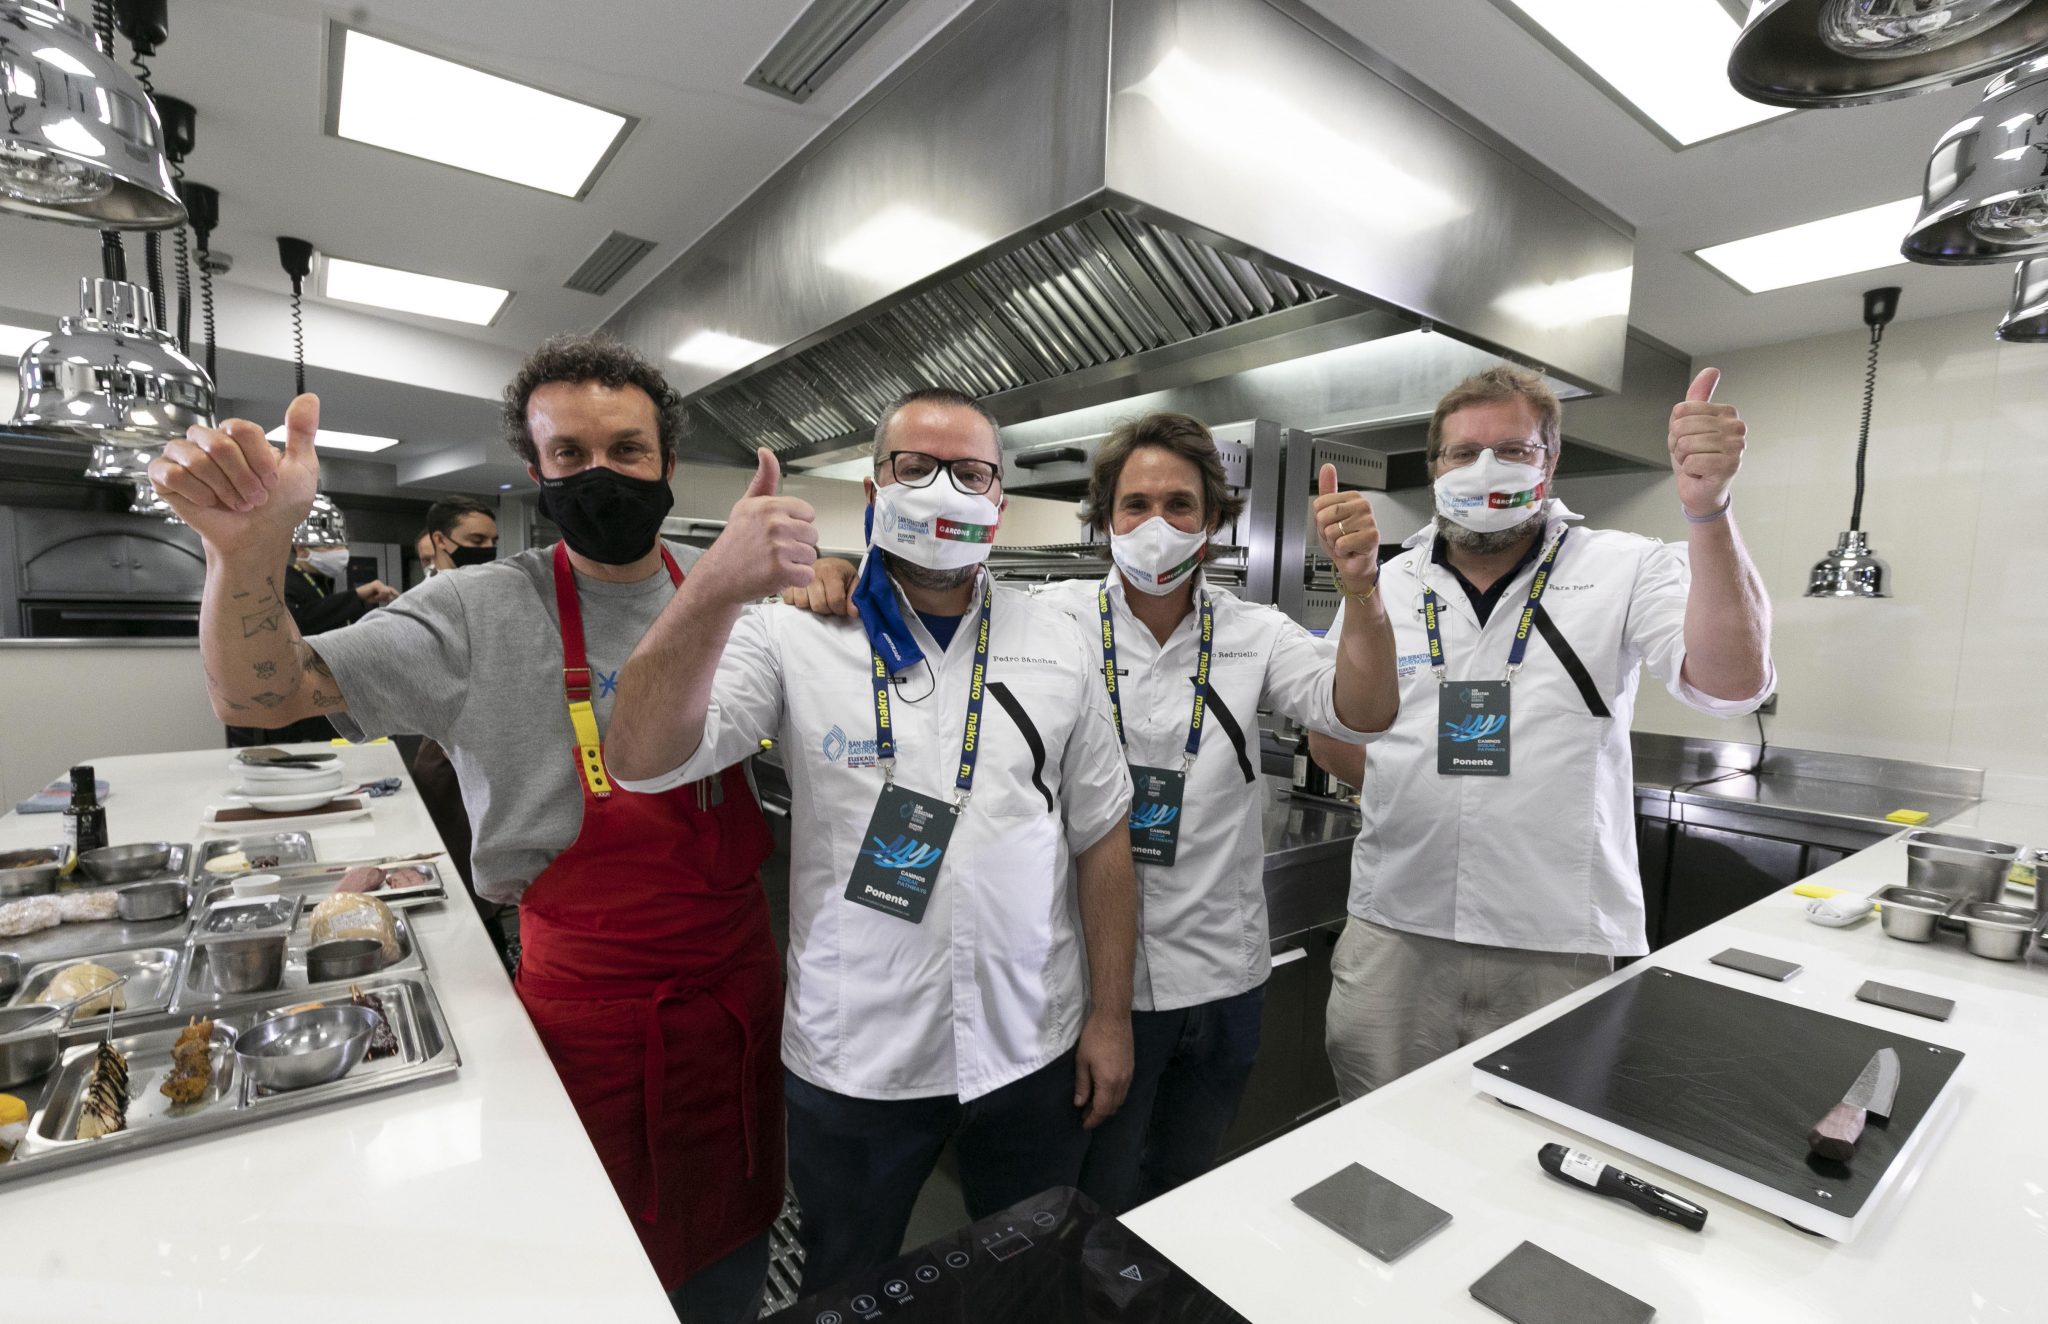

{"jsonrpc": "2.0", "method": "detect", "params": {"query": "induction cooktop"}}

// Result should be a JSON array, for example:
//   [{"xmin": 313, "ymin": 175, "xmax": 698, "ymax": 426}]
[{"xmin": 772, "ymin": 1186, "xmax": 1249, "ymax": 1323}]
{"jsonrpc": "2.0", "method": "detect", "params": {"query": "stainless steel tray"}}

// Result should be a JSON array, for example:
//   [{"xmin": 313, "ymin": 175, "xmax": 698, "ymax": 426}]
[
  {"xmin": 194, "ymin": 832, "xmax": 317, "ymax": 877},
  {"xmin": 172, "ymin": 909, "xmax": 425, "ymax": 1014},
  {"xmin": 193, "ymin": 893, "xmax": 304, "ymax": 939},
  {"xmin": 0, "ymin": 899, "xmax": 197, "ymax": 966},
  {"xmin": 7, "ymin": 946, "xmax": 184, "ymax": 1022},
  {"xmin": 0, "ymin": 976, "xmax": 460, "ymax": 1186},
  {"xmin": 194, "ymin": 858, "xmax": 449, "ymax": 912},
  {"xmin": 57, "ymin": 841, "xmax": 197, "ymax": 891}
]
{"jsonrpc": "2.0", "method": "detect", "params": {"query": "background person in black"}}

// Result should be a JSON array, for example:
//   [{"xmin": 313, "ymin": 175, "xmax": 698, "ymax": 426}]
[{"xmin": 419, "ymin": 496, "xmax": 499, "ymax": 576}]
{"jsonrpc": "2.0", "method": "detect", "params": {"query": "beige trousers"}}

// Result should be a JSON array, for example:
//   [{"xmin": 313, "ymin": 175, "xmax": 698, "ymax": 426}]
[{"xmin": 1324, "ymin": 918, "xmax": 1612, "ymax": 1102}]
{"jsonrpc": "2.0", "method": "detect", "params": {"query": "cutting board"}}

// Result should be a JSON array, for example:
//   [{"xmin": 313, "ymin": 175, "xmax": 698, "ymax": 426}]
[{"xmin": 1473, "ymin": 967, "xmax": 1963, "ymax": 1241}]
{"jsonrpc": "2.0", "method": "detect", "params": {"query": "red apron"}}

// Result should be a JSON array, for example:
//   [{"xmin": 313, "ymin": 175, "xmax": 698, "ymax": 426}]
[{"xmin": 515, "ymin": 543, "xmax": 783, "ymax": 1288}]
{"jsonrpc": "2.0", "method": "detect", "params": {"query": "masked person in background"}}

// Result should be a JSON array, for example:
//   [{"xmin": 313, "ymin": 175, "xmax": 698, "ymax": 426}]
[
  {"xmin": 148, "ymin": 334, "xmax": 784, "ymax": 1324},
  {"xmin": 419, "ymin": 495, "xmax": 499, "ymax": 577},
  {"xmin": 606, "ymin": 388, "xmax": 1138, "ymax": 1295},
  {"xmin": 1309, "ymin": 364, "xmax": 1773, "ymax": 1100}
]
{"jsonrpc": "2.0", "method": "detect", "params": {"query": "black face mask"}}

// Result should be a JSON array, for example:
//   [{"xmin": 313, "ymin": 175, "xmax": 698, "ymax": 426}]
[
  {"xmin": 441, "ymin": 542, "xmax": 496, "ymax": 569},
  {"xmin": 536, "ymin": 465, "xmax": 674, "ymax": 565}
]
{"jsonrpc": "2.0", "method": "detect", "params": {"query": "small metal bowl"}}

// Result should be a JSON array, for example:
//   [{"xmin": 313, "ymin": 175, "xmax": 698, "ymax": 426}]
[
  {"xmin": 0, "ymin": 1006, "xmax": 65, "ymax": 1089},
  {"xmin": 0, "ymin": 953, "xmax": 20, "ymax": 1000},
  {"xmin": 235, "ymin": 1005, "xmax": 379, "ymax": 1092},
  {"xmin": 77, "ymin": 841, "xmax": 174, "ymax": 885},
  {"xmin": 305, "ymin": 938, "xmax": 384, "ymax": 983},
  {"xmin": 0, "ymin": 848, "xmax": 63, "ymax": 899},
  {"xmin": 115, "ymin": 880, "xmax": 188, "ymax": 922},
  {"xmin": 1957, "ymin": 902, "xmax": 2036, "ymax": 962},
  {"xmin": 204, "ymin": 934, "xmax": 288, "ymax": 994},
  {"xmin": 1872, "ymin": 885, "xmax": 1955, "ymax": 943}
]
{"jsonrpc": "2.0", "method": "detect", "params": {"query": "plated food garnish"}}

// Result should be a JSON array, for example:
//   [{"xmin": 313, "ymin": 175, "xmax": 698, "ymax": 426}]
[
  {"xmin": 159, "ymin": 1019, "xmax": 217, "ymax": 1104},
  {"xmin": 76, "ymin": 1042, "xmax": 129, "ymax": 1140},
  {"xmin": 39, "ymin": 962, "xmax": 125, "ymax": 1015}
]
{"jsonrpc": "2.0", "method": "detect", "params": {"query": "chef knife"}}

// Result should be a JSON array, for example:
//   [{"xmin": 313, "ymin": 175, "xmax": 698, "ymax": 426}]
[{"xmin": 1807, "ymin": 1047, "xmax": 1900, "ymax": 1161}]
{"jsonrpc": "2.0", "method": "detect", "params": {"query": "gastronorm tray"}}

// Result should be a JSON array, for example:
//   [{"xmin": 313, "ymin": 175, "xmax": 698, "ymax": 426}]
[
  {"xmin": 194, "ymin": 857, "xmax": 449, "ymax": 912},
  {"xmin": 0, "ymin": 975, "xmax": 460, "ymax": 1186},
  {"xmin": 193, "ymin": 893, "xmax": 304, "ymax": 939},
  {"xmin": 0, "ymin": 893, "xmax": 198, "ymax": 966},
  {"xmin": 59, "ymin": 841, "xmax": 197, "ymax": 891},
  {"xmin": 7, "ymin": 946, "xmax": 185, "ymax": 1022},
  {"xmin": 171, "ymin": 908, "xmax": 425, "ymax": 1014},
  {"xmin": 194, "ymin": 832, "xmax": 318, "ymax": 876}
]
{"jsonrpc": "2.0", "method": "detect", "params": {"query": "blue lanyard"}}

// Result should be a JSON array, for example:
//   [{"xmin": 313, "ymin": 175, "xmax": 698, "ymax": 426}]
[
  {"xmin": 1098, "ymin": 584, "xmax": 1213, "ymax": 770},
  {"xmin": 872, "ymin": 576, "xmax": 994, "ymax": 805},
  {"xmin": 1422, "ymin": 529, "xmax": 1568, "ymax": 683}
]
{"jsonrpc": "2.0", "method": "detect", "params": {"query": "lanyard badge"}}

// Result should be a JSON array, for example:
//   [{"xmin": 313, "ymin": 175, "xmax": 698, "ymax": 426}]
[
  {"xmin": 1099, "ymin": 585, "xmax": 1211, "ymax": 866},
  {"xmin": 1423, "ymin": 531, "xmax": 1567, "ymax": 779},
  {"xmin": 845, "ymin": 579, "xmax": 993, "ymax": 923}
]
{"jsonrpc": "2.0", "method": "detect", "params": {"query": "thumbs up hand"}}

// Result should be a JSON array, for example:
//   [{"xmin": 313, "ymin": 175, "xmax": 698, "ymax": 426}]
[
  {"xmin": 148, "ymin": 393, "xmax": 322, "ymax": 555},
  {"xmin": 695, "ymin": 447, "xmax": 820, "ymax": 605},
  {"xmin": 1311, "ymin": 461, "xmax": 1381, "ymax": 597},
  {"xmin": 1668, "ymin": 368, "xmax": 1745, "ymax": 519}
]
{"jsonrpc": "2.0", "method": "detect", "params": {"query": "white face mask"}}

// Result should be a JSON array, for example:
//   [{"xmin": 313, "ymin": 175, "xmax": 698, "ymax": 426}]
[
  {"xmin": 870, "ymin": 480, "xmax": 1001, "ymax": 570},
  {"xmin": 1110, "ymin": 516, "xmax": 1207, "ymax": 596},
  {"xmin": 307, "ymin": 548, "xmax": 351, "ymax": 582},
  {"xmin": 1433, "ymin": 450, "xmax": 1550, "ymax": 533}
]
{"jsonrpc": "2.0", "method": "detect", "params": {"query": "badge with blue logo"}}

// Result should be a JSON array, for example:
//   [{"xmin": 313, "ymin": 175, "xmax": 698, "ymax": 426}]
[
  {"xmin": 1126, "ymin": 765, "xmax": 1187, "ymax": 866},
  {"xmin": 1438, "ymin": 681, "xmax": 1510, "ymax": 776},
  {"xmin": 844, "ymin": 784, "xmax": 959, "ymax": 923}
]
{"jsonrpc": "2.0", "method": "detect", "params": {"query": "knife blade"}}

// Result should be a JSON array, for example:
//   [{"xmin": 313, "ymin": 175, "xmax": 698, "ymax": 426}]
[{"xmin": 1807, "ymin": 1047, "xmax": 1901, "ymax": 1160}]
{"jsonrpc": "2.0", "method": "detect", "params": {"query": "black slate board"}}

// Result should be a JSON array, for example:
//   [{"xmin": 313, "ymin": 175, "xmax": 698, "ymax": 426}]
[{"xmin": 1475, "ymin": 969, "xmax": 1962, "ymax": 1219}]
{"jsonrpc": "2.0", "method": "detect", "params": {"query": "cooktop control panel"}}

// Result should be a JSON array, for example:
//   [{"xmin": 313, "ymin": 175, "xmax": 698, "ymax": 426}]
[{"xmin": 777, "ymin": 1186, "xmax": 1247, "ymax": 1323}]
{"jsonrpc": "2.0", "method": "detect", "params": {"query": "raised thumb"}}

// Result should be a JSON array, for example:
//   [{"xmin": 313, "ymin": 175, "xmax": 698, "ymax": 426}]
[
  {"xmin": 1687, "ymin": 367, "xmax": 1720, "ymax": 404},
  {"xmin": 283, "ymin": 393, "xmax": 320, "ymax": 461},
  {"xmin": 1318, "ymin": 462, "xmax": 1338, "ymax": 498},
  {"xmin": 745, "ymin": 446, "xmax": 780, "ymax": 498}
]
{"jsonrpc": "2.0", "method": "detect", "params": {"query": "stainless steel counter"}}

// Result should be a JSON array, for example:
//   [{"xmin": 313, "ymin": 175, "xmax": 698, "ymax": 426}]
[{"xmin": 1631, "ymin": 732, "xmax": 1980, "ymax": 840}]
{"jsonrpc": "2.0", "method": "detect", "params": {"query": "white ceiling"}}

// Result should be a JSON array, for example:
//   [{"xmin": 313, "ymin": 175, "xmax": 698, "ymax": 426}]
[{"xmin": 0, "ymin": 0, "xmax": 2023, "ymax": 492}]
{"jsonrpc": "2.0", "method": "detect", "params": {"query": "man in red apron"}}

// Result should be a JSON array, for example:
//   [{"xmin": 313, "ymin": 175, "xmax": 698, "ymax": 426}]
[{"xmin": 148, "ymin": 334, "xmax": 784, "ymax": 1323}]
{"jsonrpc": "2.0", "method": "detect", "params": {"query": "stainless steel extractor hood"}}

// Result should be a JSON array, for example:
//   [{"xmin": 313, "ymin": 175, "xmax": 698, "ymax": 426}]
[{"xmin": 606, "ymin": 0, "xmax": 1636, "ymax": 467}]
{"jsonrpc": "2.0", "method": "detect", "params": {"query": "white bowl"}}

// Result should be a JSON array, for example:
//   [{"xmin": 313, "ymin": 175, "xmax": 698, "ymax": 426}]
[
  {"xmin": 227, "ymin": 789, "xmax": 344, "ymax": 813},
  {"xmin": 228, "ymin": 760, "xmax": 342, "ymax": 784},
  {"xmin": 230, "ymin": 873, "xmax": 283, "ymax": 897},
  {"xmin": 231, "ymin": 769, "xmax": 345, "ymax": 798}
]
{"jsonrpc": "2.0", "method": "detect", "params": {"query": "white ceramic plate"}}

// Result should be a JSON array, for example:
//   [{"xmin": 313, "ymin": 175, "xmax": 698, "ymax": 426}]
[
  {"xmin": 226, "ymin": 758, "xmax": 342, "ymax": 782},
  {"xmin": 231, "ymin": 770, "xmax": 346, "ymax": 798},
  {"xmin": 225, "ymin": 789, "xmax": 345, "ymax": 813}
]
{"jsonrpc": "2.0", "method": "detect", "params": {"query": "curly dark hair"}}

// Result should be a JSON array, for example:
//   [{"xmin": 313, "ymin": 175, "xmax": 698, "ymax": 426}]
[
  {"xmin": 502, "ymin": 333, "xmax": 685, "ymax": 467},
  {"xmin": 1080, "ymin": 411, "xmax": 1246, "ymax": 538}
]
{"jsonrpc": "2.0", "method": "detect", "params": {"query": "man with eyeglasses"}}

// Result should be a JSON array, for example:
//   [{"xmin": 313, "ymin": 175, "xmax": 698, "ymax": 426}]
[
  {"xmin": 607, "ymin": 387, "xmax": 1136, "ymax": 1295},
  {"xmin": 1309, "ymin": 364, "xmax": 1773, "ymax": 1099}
]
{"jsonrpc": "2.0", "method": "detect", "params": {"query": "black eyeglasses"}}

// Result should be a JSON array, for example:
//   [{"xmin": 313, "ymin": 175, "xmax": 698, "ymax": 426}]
[{"xmin": 879, "ymin": 450, "xmax": 1002, "ymax": 495}]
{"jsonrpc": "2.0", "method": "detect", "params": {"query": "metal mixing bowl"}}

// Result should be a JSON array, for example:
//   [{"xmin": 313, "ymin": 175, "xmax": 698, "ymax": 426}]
[
  {"xmin": 77, "ymin": 842, "xmax": 174, "ymax": 885},
  {"xmin": 204, "ymin": 934, "xmax": 287, "ymax": 994},
  {"xmin": 115, "ymin": 880, "xmax": 188, "ymax": 922},
  {"xmin": 0, "ymin": 848, "xmax": 64, "ymax": 899},
  {"xmin": 305, "ymin": 939, "xmax": 384, "ymax": 983},
  {"xmin": 235, "ymin": 1005, "xmax": 379, "ymax": 1092}
]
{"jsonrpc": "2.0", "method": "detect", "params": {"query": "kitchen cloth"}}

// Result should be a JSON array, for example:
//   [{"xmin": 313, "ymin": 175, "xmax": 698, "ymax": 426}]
[{"xmin": 15, "ymin": 777, "xmax": 111, "ymax": 815}]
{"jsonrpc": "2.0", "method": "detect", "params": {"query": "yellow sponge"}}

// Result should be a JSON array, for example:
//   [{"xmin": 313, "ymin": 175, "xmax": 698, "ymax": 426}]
[{"xmin": 1885, "ymin": 808, "xmax": 1930, "ymax": 825}]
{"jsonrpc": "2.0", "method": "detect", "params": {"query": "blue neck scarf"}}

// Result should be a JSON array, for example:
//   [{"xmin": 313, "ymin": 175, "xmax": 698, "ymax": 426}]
[{"xmin": 852, "ymin": 504, "xmax": 926, "ymax": 674}]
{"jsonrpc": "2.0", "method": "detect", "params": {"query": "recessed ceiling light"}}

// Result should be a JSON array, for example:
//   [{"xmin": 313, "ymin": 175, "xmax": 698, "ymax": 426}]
[
  {"xmin": 498, "ymin": 482, "xmax": 514, "ymax": 490},
  {"xmin": 266, "ymin": 424, "xmax": 401, "ymax": 453},
  {"xmin": 1694, "ymin": 197, "xmax": 1920, "ymax": 293},
  {"xmin": 319, "ymin": 255, "xmax": 510, "ymax": 326},
  {"xmin": 671, "ymin": 330, "xmax": 776, "ymax": 372},
  {"xmin": 1491, "ymin": 0, "xmax": 1793, "ymax": 148},
  {"xmin": 0, "ymin": 322, "xmax": 47, "ymax": 358},
  {"xmin": 327, "ymin": 26, "xmax": 634, "ymax": 198}
]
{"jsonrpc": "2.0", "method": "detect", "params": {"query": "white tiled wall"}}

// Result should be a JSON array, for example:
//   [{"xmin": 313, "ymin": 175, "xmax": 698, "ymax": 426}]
[{"xmin": 1559, "ymin": 306, "xmax": 2048, "ymax": 806}]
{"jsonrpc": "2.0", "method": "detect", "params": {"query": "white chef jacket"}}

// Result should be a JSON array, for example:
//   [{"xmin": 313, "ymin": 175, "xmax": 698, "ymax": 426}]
[
  {"xmin": 1034, "ymin": 573, "xmax": 1383, "ymax": 1012},
  {"xmin": 1328, "ymin": 501, "xmax": 1773, "ymax": 958},
  {"xmin": 613, "ymin": 571, "xmax": 1132, "ymax": 1102}
]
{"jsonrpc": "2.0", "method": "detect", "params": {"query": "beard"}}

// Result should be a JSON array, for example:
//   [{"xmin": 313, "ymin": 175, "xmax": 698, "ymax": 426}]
[
  {"xmin": 882, "ymin": 550, "xmax": 979, "ymax": 592},
  {"xmin": 1436, "ymin": 502, "xmax": 1550, "ymax": 556}
]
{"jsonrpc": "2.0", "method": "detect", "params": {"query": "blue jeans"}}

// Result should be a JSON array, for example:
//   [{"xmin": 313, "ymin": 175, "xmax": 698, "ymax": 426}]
[
  {"xmin": 668, "ymin": 1230, "xmax": 769, "ymax": 1324},
  {"xmin": 784, "ymin": 1048, "xmax": 1088, "ymax": 1296},
  {"xmin": 1076, "ymin": 983, "xmax": 1266, "ymax": 1214}
]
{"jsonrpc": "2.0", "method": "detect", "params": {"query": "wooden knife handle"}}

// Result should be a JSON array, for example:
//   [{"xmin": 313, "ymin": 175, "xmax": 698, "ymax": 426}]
[{"xmin": 1808, "ymin": 1103, "xmax": 1868, "ymax": 1160}]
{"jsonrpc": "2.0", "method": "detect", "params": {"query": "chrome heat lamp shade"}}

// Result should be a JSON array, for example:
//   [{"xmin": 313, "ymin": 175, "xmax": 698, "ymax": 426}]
[
  {"xmin": 1807, "ymin": 530, "xmax": 1892, "ymax": 597},
  {"xmin": 127, "ymin": 477, "xmax": 179, "ymax": 522},
  {"xmin": 293, "ymin": 492, "xmax": 348, "ymax": 549},
  {"xmin": 0, "ymin": 0, "xmax": 184, "ymax": 227},
  {"xmin": 1996, "ymin": 258, "xmax": 2048, "ymax": 340},
  {"xmin": 1729, "ymin": 0, "xmax": 2048, "ymax": 107},
  {"xmin": 12, "ymin": 277, "xmax": 216, "ymax": 462},
  {"xmin": 1904, "ymin": 56, "xmax": 2048, "ymax": 265}
]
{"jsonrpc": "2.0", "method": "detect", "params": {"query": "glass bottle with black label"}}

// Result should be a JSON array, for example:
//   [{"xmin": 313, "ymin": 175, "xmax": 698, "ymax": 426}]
[{"xmin": 62, "ymin": 765, "xmax": 108, "ymax": 857}]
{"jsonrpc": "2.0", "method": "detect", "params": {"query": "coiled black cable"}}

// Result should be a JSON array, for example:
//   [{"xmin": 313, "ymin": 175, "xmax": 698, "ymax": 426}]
[
  {"xmin": 1849, "ymin": 323, "xmax": 1883, "ymax": 533},
  {"xmin": 198, "ymin": 251, "xmax": 216, "ymax": 382},
  {"xmin": 126, "ymin": 49, "xmax": 168, "ymax": 323},
  {"xmin": 173, "ymin": 225, "xmax": 192, "ymax": 352},
  {"xmin": 291, "ymin": 283, "xmax": 306, "ymax": 395},
  {"xmin": 92, "ymin": 0, "xmax": 114, "ymax": 53}
]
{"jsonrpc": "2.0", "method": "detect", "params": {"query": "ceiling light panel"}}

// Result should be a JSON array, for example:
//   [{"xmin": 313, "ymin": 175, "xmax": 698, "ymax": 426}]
[
  {"xmin": 1491, "ymin": 0, "xmax": 1794, "ymax": 147},
  {"xmin": 0, "ymin": 322, "xmax": 48, "ymax": 358},
  {"xmin": 1693, "ymin": 197, "xmax": 1921, "ymax": 293},
  {"xmin": 266, "ymin": 425, "xmax": 402, "ymax": 453},
  {"xmin": 328, "ymin": 27, "xmax": 633, "ymax": 198},
  {"xmin": 319, "ymin": 255, "xmax": 511, "ymax": 326}
]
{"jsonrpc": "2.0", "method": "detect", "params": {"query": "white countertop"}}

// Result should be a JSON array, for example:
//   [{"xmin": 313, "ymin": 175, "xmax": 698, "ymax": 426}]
[
  {"xmin": 0, "ymin": 745, "xmax": 673, "ymax": 1323},
  {"xmin": 1124, "ymin": 800, "xmax": 2048, "ymax": 1324}
]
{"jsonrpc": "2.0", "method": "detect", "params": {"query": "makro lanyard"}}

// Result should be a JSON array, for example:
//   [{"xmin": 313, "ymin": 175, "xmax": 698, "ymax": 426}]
[
  {"xmin": 871, "ymin": 575, "xmax": 994, "ymax": 806},
  {"xmin": 1422, "ymin": 529, "xmax": 1568, "ymax": 683},
  {"xmin": 1098, "ymin": 584, "xmax": 1213, "ymax": 772}
]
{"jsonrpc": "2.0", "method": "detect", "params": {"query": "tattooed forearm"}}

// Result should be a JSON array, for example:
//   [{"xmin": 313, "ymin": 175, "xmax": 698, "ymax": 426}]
[
  {"xmin": 204, "ymin": 561, "xmax": 347, "ymax": 724},
  {"xmin": 253, "ymin": 660, "xmax": 276, "ymax": 679}
]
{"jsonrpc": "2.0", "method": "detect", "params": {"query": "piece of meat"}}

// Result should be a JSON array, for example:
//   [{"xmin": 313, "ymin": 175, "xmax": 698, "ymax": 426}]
[
  {"xmin": 383, "ymin": 867, "xmax": 429, "ymax": 890},
  {"xmin": 335, "ymin": 866, "xmax": 386, "ymax": 894}
]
